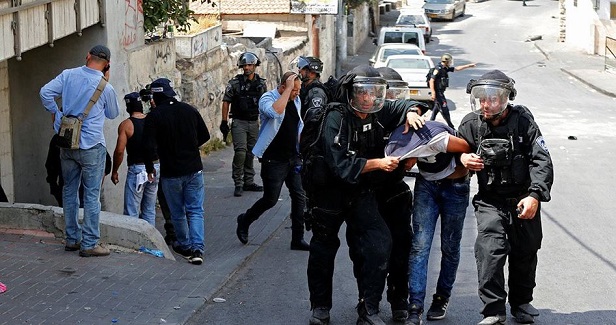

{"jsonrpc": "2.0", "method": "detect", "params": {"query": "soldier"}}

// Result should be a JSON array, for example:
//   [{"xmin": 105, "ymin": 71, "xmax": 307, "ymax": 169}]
[
  {"xmin": 457, "ymin": 70, "xmax": 554, "ymax": 325},
  {"xmin": 293, "ymin": 56, "xmax": 329, "ymax": 118},
  {"xmin": 221, "ymin": 52, "xmax": 267, "ymax": 197},
  {"xmin": 429, "ymin": 53, "xmax": 475, "ymax": 129}
]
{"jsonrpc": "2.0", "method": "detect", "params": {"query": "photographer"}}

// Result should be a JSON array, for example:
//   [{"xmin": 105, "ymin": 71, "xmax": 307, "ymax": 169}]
[
  {"xmin": 457, "ymin": 70, "xmax": 553, "ymax": 325},
  {"xmin": 111, "ymin": 92, "xmax": 159, "ymax": 226}
]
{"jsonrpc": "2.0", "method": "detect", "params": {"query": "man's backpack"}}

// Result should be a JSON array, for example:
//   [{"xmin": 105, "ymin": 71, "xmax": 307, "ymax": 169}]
[
  {"xmin": 321, "ymin": 75, "xmax": 339, "ymax": 102},
  {"xmin": 425, "ymin": 67, "xmax": 435, "ymax": 88},
  {"xmin": 299, "ymin": 103, "xmax": 345, "ymax": 198}
]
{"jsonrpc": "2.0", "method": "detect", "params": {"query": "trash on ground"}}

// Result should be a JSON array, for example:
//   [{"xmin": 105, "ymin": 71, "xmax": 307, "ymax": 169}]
[
  {"xmin": 139, "ymin": 246, "xmax": 164, "ymax": 258},
  {"xmin": 213, "ymin": 297, "xmax": 226, "ymax": 303}
]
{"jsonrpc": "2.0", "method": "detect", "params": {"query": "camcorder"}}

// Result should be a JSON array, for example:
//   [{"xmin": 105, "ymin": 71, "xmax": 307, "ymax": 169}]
[{"xmin": 139, "ymin": 85, "xmax": 153, "ymax": 102}]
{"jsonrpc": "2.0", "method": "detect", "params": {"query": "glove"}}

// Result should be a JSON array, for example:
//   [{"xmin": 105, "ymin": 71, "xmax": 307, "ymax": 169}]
[
  {"xmin": 304, "ymin": 209, "xmax": 313, "ymax": 232},
  {"xmin": 219, "ymin": 120, "xmax": 230, "ymax": 141}
]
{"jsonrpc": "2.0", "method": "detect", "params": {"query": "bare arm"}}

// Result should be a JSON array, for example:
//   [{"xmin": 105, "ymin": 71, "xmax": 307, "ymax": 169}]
[
  {"xmin": 221, "ymin": 101, "xmax": 230, "ymax": 121},
  {"xmin": 454, "ymin": 63, "xmax": 476, "ymax": 71},
  {"xmin": 111, "ymin": 119, "xmax": 131, "ymax": 185},
  {"xmin": 446, "ymin": 135, "xmax": 471, "ymax": 153}
]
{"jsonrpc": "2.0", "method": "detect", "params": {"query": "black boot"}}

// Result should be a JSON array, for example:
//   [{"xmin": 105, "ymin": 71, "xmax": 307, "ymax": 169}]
[
  {"xmin": 236, "ymin": 213, "xmax": 254, "ymax": 244},
  {"xmin": 290, "ymin": 228, "xmax": 310, "ymax": 251}
]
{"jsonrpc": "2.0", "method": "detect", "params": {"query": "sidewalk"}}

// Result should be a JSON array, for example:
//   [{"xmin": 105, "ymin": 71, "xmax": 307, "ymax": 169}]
[{"xmin": 0, "ymin": 145, "xmax": 294, "ymax": 325}]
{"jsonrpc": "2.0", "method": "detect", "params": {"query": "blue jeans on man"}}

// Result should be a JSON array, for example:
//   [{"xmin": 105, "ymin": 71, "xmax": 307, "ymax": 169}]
[
  {"xmin": 60, "ymin": 143, "xmax": 106, "ymax": 250},
  {"xmin": 124, "ymin": 163, "xmax": 159, "ymax": 225},
  {"xmin": 161, "ymin": 170, "xmax": 205, "ymax": 253},
  {"xmin": 408, "ymin": 175, "xmax": 470, "ymax": 310}
]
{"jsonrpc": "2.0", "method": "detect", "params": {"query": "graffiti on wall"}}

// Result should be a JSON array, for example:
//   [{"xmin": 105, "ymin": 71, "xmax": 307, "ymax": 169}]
[
  {"xmin": 155, "ymin": 44, "xmax": 173, "ymax": 66},
  {"xmin": 121, "ymin": 0, "xmax": 143, "ymax": 48}
]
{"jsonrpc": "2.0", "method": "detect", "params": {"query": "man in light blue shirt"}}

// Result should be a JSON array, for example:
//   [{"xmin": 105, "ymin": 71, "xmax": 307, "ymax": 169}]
[
  {"xmin": 40, "ymin": 45, "xmax": 119, "ymax": 257},
  {"xmin": 236, "ymin": 71, "xmax": 310, "ymax": 251}
]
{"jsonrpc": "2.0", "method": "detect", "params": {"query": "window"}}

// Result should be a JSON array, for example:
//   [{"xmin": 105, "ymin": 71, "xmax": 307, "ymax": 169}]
[{"xmin": 611, "ymin": 2, "xmax": 616, "ymax": 18}]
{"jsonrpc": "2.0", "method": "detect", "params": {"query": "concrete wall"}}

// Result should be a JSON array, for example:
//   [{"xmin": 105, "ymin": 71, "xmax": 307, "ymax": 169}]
[
  {"xmin": 565, "ymin": 0, "xmax": 616, "ymax": 54},
  {"xmin": 0, "ymin": 60, "xmax": 11, "ymax": 201},
  {"xmin": 347, "ymin": 3, "xmax": 371, "ymax": 55},
  {"xmin": 221, "ymin": 13, "xmax": 308, "ymax": 32}
]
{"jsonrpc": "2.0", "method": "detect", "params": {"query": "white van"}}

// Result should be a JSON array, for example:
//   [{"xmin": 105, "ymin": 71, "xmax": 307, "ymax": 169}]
[{"xmin": 373, "ymin": 26, "xmax": 426, "ymax": 54}]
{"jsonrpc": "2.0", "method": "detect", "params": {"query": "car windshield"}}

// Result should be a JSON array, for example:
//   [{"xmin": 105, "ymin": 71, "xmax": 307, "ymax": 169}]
[
  {"xmin": 397, "ymin": 15, "xmax": 426, "ymax": 25},
  {"xmin": 381, "ymin": 48, "xmax": 421, "ymax": 61},
  {"xmin": 425, "ymin": 0, "xmax": 454, "ymax": 3},
  {"xmin": 387, "ymin": 58, "xmax": 431, "ymax": 69},
  {"xmin": 383, "ymin": 32, "xmax": 420, "ymax": 45}
]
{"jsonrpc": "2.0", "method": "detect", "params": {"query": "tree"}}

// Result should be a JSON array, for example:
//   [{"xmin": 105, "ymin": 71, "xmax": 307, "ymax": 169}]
[{"xmin": 143, "ymin": 0, "xmax": 216, "ymax": 36}]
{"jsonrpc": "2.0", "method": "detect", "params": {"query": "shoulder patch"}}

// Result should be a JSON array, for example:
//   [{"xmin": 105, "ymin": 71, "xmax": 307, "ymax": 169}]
[
  {"xmin": 432, "ymin": 69, "xmax": 439, "ymax": 76},
  {"xmin": 535, "ymin": 136, "xmax": 549, "ymax": 153},
  {"xmin": 312, "ymin": 97, "xmax": 323, "ymax": 108}
]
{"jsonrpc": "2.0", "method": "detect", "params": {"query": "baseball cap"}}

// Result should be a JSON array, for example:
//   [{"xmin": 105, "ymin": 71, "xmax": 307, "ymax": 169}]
[
  {"xmin": 89, "ymin": 45, "xmax": 111, "ymax": 61},
  {"xmin": 124, "ymin": 92, "xmax": 143, "ymax": 112},
  {"xmin": 385, "ymin": 121, "xmax": 454, "ymax": 159},
  {"xmin": 150, "ymin": 78, "xmax": 177, "ymax": 97}
]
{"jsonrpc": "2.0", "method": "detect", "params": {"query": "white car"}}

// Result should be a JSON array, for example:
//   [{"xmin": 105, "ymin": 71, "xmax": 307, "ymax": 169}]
[
  {"xmin": 384, "ymin": 54, "xmax": 435, "ymax": 102},
  {"xmin": 395, "ymin": 10, "xmax": 432, "ymax": 43},
  {"xmin": 373, "ymin": 26, "xmax": 427, "ymax": 54},
  {"xmin": 369, "ymin": 44, "xmax": 423, "ymax": 68}
]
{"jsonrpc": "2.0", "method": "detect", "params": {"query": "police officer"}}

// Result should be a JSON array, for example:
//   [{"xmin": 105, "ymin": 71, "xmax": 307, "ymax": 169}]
[
  {"xmin": 429, "ymin": 53, "xmax": 475, "ymax": 129},
  {"xmin": 293, "ymin": 56, "xmax": 329, "ymax": 118},
  {"xmin": 305, "ymin": 65, "xmax": 423, "ymax": 325},
  {"xmin": 457, "ymin": 70, "xmax": 554, "ymax": 325},
  {"xmin": 221, "ymin": 52, "xmax": 267, "ymax": 197}
]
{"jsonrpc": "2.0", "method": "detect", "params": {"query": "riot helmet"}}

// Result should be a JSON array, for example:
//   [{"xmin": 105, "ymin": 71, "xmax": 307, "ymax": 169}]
[
  {"xmin": 237, "ymin": 52, "xmax": 261, "ymax": 67},
  {"xmin": 376, "ymin": 67, "xmax": 410, "ymax": 101},
  {"xmin": 290, "ymin": 56, "xmax": 324, "ymax": 82},
  {"xmin": 466, "ymin": 70, "xmax": 517, "ymax": 121},
  {"xmin": 441, "ymin": 53, "xmax": 453, "ymax": 66},
  {"xmin": 341, "ymin": 65, "xmax": 387, "ymax": 114}
]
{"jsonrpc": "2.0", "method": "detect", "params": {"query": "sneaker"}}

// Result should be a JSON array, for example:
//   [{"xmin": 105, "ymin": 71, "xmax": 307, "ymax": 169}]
[
  {"xmin": 189, "ymin": 251, "xmax": 203, "ymax": 265},
  {"xmin": 478, "ymin": 315, "xmax": 506, "ymax": 325},
  {"xmin": 234, "ymin": 186, "xmax": 243, "ymax": 197},
  {"xmin": 391, "ymin": 309, "xmax": 408, "ymax": 322},
  {"xmin": 243, "ymin": 183, "xmax": 264, "ymax": 192},
  {"xmin": 357, "ymin": 301, "xmax": 385, "ymax": 325},
  {"xmin": 511, "ymin": 304, "xmax": 538, "ymax": 324},
  {"xmin": 64, "ymin": 242, "xmax": 80, "ymax": 251},
  {"xmin": 309, "ymin": 307, "xmax": 330, "ymax": 325},
  {"xmin": 426, "ymin": 294, "xmax": 449, "ymax": 320},
  {"xmin": 407, "ymin": 304, "xmax": 423, "ymax": 325},
  {"xmin": 172, "ymin": 245, "xmax": 192, "ymax": 259},
  {"xmin": 79, "ymin": 244, "xmax": 110, "ymax": 257}
]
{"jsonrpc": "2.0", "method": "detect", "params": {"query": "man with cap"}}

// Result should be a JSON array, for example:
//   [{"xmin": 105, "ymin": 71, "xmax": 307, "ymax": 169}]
[
  {"xmin": 221, "ymin": 52, "xmax": 267, "ymax": 197},
  {"xmin": 143, "ymin": 78, "xmax": 210, "ymax": 265},
  {"xmin": 457, "ymin": 70, "xmax": 553, "ymax": 325},
  {"xmin": 429, "ymin": 53, "xmax": 475, "ymax": 129},
  {"xmin": 40, "ymin": 44, "xmax": 119, "ymax": 257},
  {"xmin": 111, "ymin": 92, "xmax": 159, "ymax": 226}
]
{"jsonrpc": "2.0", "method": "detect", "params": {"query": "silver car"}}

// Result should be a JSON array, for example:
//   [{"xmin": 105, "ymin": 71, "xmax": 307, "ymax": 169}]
[{"xmin": 423, "ymin": 0, "xmax": 466, "ymax": 21}]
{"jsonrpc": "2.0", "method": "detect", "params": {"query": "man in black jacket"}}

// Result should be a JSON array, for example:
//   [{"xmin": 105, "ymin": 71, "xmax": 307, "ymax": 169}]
[
  {"xmin": 143, "ymin": 78, "xmax": 210, "ymax": 265},
  {"xmin": 457, "ymin": 70, "xmax": 553, "ymax": 325}
]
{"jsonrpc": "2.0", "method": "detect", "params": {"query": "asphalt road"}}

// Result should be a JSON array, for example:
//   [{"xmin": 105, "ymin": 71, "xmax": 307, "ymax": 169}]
[{"xmin": 187, "ymin": 1, "xmax": 616, "ymax": 324}]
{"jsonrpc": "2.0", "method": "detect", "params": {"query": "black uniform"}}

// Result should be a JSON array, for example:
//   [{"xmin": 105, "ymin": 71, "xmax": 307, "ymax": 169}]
[
  {"xmin": 306, "ymin": 100, "xmax": 416, "ymax": 315},
  {"xmin": 300, "ymin": 80, "xmax": 328, "ymax": 119},
  {"xmin": 429, "ymin": 63, "xmax": 456, "ymax": 129},
  {"xmin": 457, "ymin": 105, "xmax": 553, "ymax": 317}
]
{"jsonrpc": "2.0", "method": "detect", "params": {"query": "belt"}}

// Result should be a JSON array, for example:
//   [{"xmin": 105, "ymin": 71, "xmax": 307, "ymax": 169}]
[{"xmin": 431, "ymin": 174, "xmax": 469, "ymax": 186}]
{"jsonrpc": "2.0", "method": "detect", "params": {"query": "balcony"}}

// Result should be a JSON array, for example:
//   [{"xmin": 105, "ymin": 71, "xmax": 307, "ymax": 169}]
[{"xmin": 0, "ymin": 0, "xmax": 103, "ymax": 62}]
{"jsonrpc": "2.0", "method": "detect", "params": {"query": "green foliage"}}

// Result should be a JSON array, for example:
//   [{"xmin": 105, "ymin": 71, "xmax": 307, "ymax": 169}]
[
  {"xmin": 345, "ymin": 0, "xmax": 375, "ymax": 9},
  {"xmin": 143, "ymin": 0, "xmax": 216, "ymax": 36}
]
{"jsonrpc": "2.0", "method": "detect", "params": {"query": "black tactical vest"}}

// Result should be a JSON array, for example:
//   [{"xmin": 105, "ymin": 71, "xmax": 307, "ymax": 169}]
[{"xmin": 231, "ymin": 75, "xmax": 264, "ymax": 121}]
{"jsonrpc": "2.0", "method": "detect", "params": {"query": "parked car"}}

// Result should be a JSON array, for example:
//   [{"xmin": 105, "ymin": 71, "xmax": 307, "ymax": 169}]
[
  {"xmin": 395, "ymin": 10, "xmax": 432, "ymax": 43},
  {"xmin": 384, "ymin": 54, "xmax": 435, "ymax": 102},
  {"xmin": 369, "ymin": 44, "xmax": 423, "ymax": 68},
  {"xmin": 423, "ymin": 0, "xmax": 466, "ymax": 21},
  {"xmin": 373, "ymin": 26, "xmax": 426, "ymax": 54}
]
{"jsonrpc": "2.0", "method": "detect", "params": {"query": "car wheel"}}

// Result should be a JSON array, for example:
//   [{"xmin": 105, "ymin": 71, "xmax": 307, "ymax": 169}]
[
  {"xmin": 450, "ymin": 10, "xmax": 456, "ymax": 21},
  {"xmin": 460, "ymin": 5, "xmax": 465, "ymax": 16}
]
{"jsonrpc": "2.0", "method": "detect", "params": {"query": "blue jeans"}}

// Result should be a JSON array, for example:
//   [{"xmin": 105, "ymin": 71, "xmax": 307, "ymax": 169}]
[
  {"xmin": 124, "ymin": 163, "xmax": 160, "ymax": 225},
  {"xmin": 161, "ymin": 171, "xmax": 205, "ymax": 252},
  {"xmin": 60, "ymin": 143, "xmax": 106, "ymax": 250},
  {"xmin": 408, "ymin": 175, "xmax": 470, "ymax": 308}
]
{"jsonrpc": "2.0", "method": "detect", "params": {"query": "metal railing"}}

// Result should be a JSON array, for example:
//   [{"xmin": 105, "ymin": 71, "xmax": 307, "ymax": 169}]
[{"xmin": 606, "ymin": 36, "xmax": 616, "ymax": 73}]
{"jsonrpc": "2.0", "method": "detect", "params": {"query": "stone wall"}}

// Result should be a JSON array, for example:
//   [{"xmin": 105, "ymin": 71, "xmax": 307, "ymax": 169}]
[{"xmin": 176, "ymin": 36, "xmax": 309, "ymax": 141}]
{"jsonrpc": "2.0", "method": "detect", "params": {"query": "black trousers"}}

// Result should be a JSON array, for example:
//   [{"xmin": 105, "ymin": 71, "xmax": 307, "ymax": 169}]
[
  {"xmin": 473, "ymin": 196, "xmax": 543, "ymax": 316},
  {"xmin": 308, "ymin": 189, "xmax": 392, "ymax": 314}
]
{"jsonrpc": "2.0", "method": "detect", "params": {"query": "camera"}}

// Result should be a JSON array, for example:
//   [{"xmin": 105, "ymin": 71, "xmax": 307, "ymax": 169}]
[{"xmin": 139, "ymin": 86, "xmax": 153, "ymax": 102}]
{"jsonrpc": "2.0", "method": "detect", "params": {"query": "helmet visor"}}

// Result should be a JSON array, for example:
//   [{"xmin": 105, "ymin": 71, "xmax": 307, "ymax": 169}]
[
  {"xmin": 350, "ymin": 83, "xmax": 387, "ymax": 114},
  {"xmin": 239, "ymin": 53, "xmax": 258, "ymax": 66},
  {"xmin": 470, "ymin": 85, "xmax": 510, "ymax": 118},
  {"xmin": 386, "ymin": 86, "xmax": 410, "ymax": 100},
  {"xmin": 289, "ymin": 56, "xmax": 309, "ymax": 71}
]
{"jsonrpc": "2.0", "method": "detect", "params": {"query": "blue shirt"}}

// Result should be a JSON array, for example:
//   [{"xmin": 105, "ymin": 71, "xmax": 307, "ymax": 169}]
[
  {"xmin": 252, "ymin": 89, "xmax": 303, "ymax": 158},
  {"xmin": 40, "ymin": 66, "xmax": 120, "ymax": 149}
]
